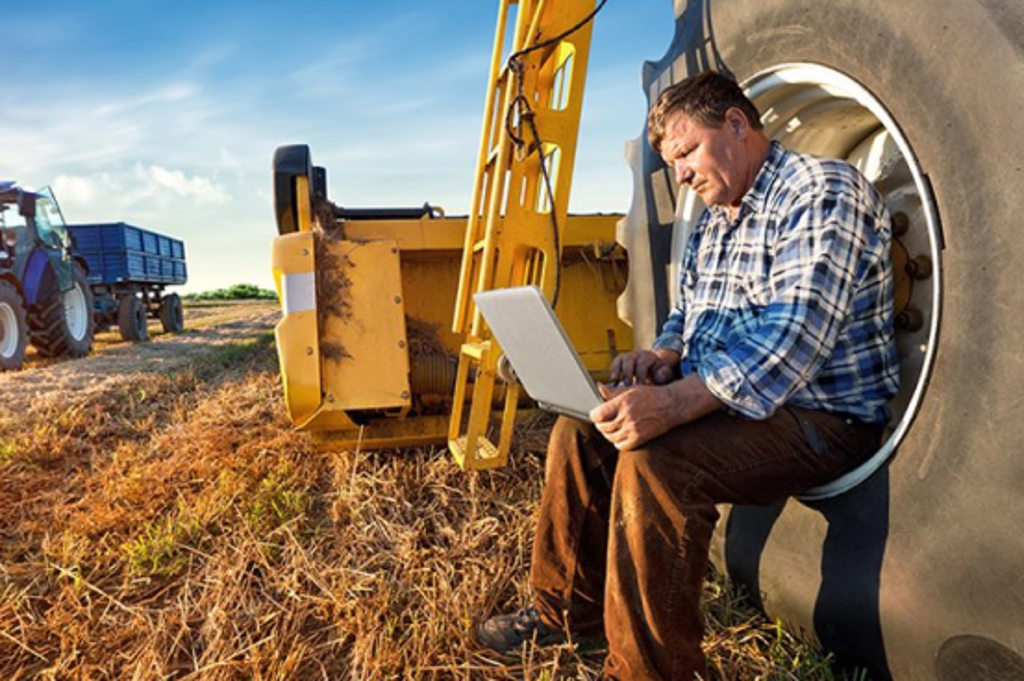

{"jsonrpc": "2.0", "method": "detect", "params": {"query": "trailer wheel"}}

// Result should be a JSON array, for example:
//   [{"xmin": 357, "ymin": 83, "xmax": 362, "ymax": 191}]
[
  {"xmin": 0, "ymin": 280, "xmax": 28, "ymax": 371},
  {"xmin": 28, "ymin": 264, "xmax": 94, "ymax": 358},
  {"xmin": 159, "ymin": 293, "xmax": 184, "ymax": 333},
  {"xmin": 117, "ymin": 295, "xmax": 149, "ymax": 342}
]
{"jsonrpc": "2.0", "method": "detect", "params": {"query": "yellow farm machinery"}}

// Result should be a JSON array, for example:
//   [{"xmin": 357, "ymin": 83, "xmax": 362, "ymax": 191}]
[{"xmin": 271, "ymin": 0, "xmax": 631, "ymax": 469}]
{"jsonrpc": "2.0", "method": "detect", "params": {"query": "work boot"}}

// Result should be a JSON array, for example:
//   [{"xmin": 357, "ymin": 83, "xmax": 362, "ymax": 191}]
[{"xmin": 476, "ymin": 606, "xmax": 566, "ymax": 654}]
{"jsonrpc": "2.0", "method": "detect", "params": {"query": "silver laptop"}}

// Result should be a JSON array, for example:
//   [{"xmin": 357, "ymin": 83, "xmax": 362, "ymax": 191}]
[{"xmin": 473, "ymin": 286, "xmax": 602, "ymax": 421}]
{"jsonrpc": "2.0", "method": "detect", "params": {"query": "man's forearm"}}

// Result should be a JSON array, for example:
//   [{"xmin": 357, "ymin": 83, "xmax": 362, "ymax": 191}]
[{"xmin": 664, "ymin": 374, "xmax": 725, "ymax": 426}]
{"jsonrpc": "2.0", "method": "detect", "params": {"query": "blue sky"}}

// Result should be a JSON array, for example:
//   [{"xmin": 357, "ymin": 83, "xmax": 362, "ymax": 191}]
[{"xmin": 2, "ymin": 1, "xmax": 674, "ymax": 293}]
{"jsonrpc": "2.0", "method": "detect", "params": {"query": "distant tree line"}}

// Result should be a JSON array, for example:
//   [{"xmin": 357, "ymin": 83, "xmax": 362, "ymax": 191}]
[{"xmin": 184, "ymin": 283, "xmax": 277, "ymax": 300}]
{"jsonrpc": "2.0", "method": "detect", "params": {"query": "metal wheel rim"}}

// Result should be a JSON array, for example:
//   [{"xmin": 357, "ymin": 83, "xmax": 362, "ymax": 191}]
[
  {"xmin": 64, "ymin": 283, "xmax": 90, "ymax": 341},
  {"xmin": 0, "ymin": 302, "xmax": 18, "ymax": 358},
  {"xmin": 672, "ymin": 63, "xmax": 942, "ymax": 499}
]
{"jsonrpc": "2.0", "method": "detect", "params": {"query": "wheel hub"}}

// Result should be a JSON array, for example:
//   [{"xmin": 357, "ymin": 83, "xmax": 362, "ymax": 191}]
[
  {"xmin": 63, "ymin": 283, "xmax": 90, "ymax": 341},
  {"xmin": 0, "ymin": 302, "xmax": 17, "ymax": 358}
]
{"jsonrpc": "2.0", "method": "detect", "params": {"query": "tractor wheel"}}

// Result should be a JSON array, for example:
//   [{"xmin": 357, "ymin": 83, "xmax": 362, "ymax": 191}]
[
  {"xmin": 117, "ymin": 294, "xmax": 149, "ymax": 342},
  {"xmin": 630, "ymin": 2, "xmax": 1024, "ymax": 679},
  {"xmin": 626, "ymin": 2, "xmax": 1024, "ymax": 675},
  {"xmin": 28, "ymin": 264, "xmax": 94, "ymax": 358},
  {"xmin": 159, "ymin": 293, "xmax": 184, "ymax": 333},
  {"xmin": 0, "ymin": 280, "xmax": 28, "ymax": 371}
]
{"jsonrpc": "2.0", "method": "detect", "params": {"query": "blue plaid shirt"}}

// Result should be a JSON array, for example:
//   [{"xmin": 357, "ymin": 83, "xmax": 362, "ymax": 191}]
[{"xmin": 653, "ymin": 141, "xmax": 899, "ymax": 423}]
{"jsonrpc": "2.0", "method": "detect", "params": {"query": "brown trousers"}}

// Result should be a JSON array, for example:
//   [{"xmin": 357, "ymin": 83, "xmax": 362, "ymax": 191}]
[{"xmin": 530, "ymin": 407, "xmax": 882, "ymax": 681}]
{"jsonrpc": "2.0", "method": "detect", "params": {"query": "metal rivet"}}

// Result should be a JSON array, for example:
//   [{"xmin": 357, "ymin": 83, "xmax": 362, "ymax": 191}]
[
  {"xmin": 398, "ymin": 340, "xmax": 406, "ymax": 349},
  {"xmin": 401, "ymin": 391, "xmax": 410, "ymax": 399},
  {"xmin": 391, "ymin": 247, "xmax": 398, "ymax": 254},
  {"xmin": 394, "ymin": 296, "xmax": 402, "ymax": 304},
  {"xmin": 325, "ymin": 393, "xmax": 335, "ymax": 403},
  {"xmin": 305, "ymin": 347, "xmax": 314, "ymax": 355},
  {"xmin": 301, "ymin": 248, "xmax": 310, "ymax": 256}
]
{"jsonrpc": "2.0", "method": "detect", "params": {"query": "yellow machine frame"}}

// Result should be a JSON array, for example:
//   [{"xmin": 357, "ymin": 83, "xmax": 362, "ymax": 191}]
[{"xmin": 270, "ymin": 0, "xmax": 631, "ymax": 462}]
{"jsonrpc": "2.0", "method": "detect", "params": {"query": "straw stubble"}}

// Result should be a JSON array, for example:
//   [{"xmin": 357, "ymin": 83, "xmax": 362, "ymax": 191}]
[{"xmin": 0, "ymin": 302, "xmax": 856, "ymax": 680}]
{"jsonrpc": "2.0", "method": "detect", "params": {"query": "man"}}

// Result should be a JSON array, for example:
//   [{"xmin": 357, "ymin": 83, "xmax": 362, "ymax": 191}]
[{"xmin": 477, "ymin": 70, "xmax": 900, "ymax": 680}]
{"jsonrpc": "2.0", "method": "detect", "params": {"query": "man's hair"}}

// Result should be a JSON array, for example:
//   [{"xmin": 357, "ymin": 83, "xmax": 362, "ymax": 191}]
[{"xmin": 647, "ymin": 70, "xmax": 764, "ymax": 152}]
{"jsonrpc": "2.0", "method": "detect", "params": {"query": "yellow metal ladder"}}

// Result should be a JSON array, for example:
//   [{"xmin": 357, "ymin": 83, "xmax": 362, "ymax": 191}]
[{"xmin": 448, "ymin": 0, "xmax": 599, "ymax": 469}]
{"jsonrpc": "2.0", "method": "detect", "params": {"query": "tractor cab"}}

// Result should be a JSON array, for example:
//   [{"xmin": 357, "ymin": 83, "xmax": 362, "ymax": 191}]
[
  {"xmin": 33, "ymin": 186, "xmax": 73, "ymax": 251},
  {"xmin": 0, "ymin": 183, "xmax": 77, "ymax": 293}
]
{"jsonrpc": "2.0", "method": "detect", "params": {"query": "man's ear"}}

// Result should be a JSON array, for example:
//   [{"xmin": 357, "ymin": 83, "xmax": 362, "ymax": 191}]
[{"xmin": 725, "ymin": 107, "xmax": 748, "ymax": 139}]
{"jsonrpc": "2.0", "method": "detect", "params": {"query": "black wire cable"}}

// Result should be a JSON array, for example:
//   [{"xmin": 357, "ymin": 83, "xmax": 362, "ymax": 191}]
[
  {"xmin": 506, "ymin": 0, "xmax": 608, "ymax": 66},
  {"xmin": 502, "ymin": 0, "xmax": 608, "ymax": 308}
]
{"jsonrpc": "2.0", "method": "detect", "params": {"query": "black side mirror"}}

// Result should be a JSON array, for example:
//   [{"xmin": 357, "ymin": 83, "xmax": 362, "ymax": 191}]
[{"xmin": 17, "ymin": 191, "xmax": 35, "ymax": 219}]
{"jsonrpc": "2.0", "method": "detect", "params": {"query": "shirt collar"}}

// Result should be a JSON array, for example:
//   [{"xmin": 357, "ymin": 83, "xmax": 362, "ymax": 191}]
[
  {"xmin": 710, "ymin": 140, "xmax": 787, "ymax": 224},
  {"xmin": 743, "ymin": 140, "xmax": 787, "ymax": 213}
]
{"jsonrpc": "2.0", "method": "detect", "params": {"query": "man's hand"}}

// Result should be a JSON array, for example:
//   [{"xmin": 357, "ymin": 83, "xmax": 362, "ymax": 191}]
[
  {"xmin": 609, "ymin": 348, "xmax": 680, "ymax": 386},
  {"xmin": 590, "ymin": 374, "xmax": 725, "ymax": 451},
  {"xmin": 592, "ymin": 383, "xmax": 680, "ymax": 450}
]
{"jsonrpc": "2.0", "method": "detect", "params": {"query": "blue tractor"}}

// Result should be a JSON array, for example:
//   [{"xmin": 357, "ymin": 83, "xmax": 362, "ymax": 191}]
[{"xmin": 0, "ymin": 182, "xmax": 94, "ymax": 370}]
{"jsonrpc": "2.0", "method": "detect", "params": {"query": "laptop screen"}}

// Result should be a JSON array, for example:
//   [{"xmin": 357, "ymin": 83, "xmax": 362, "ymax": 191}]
[{"xmin": 473, "ymin": 286, "xmax": 601, "ymax": 421}]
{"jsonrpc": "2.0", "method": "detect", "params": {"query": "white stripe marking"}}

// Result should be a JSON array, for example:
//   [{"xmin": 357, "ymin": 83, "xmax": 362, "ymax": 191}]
[{"xmin": 282, "ymin": 272, "xmax": 315, "ymax": 315}]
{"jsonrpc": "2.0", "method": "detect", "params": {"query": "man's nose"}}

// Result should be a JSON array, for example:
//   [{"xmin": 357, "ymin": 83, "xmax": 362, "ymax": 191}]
[{"xmin": 673, "ymin": 160, "xmax": 693, "ymax": 185}]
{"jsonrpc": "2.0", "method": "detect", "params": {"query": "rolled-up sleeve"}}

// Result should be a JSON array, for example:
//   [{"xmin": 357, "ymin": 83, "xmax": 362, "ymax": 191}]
[{"xmin": 653, "ymin": 308, "xmax": 686, "ymax": 354}]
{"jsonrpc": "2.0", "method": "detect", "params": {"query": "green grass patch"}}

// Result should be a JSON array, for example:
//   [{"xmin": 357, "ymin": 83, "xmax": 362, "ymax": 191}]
[
  {"xmin": 205, "ymin": 332, "xmax": 275, "ymax": 365},
  {"xmin": 246, "ymin": 473, "xmax": 311, "ymax": 534},
  {"xmin": 122, "ymin": 502, "xmax": 202, "ymax": 577},
  {"xmin": 167, "ymin": 331, "xmax": 277, "ymax": 383}
]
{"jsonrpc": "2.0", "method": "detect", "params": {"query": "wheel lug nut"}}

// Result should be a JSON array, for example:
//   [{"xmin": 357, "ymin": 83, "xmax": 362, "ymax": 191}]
[
  {"xmin": 891, "ymin": 211, "xmax": 910, "ymax": 237},
  {"xmin": 896, "ymin": 306, "xmax": 924, "ymax": 332},
  {"xmin": 905, "ymin": 255, "xmax": 932, "ymax": 280}
]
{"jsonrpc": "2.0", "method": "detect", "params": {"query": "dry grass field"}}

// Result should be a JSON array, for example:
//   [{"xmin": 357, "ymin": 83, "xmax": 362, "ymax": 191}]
[{"xmin": 0, "ymin": 300, "xmax": 861, "ymax": 680}]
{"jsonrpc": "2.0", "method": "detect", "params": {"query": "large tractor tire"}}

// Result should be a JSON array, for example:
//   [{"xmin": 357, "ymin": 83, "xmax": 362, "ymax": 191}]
[
  {"xmin": 117, "ymin": 294, "xmax": 149, "ymax": 342},
  {"xmin": 0, "ymin": 280, "xmax": 28, "ymax": 371},
  {"xmin": 28, "ymin": 264, "xmax": 94, "ymax": 358},
  {"xmin": 158, "ymin": 293, "xmax": 184, "ymax": 333},
  {"xmin": 617, "ymin": 1, "xmax": 1024, "ymax": 679}
]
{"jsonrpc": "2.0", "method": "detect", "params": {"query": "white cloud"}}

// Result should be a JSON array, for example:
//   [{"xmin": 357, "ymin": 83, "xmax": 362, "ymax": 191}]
[
  {"xmin": 144, "ymin": 165, "xmax": 229, "ymax": 204},
  {"xmin": 52, "ymin": 173, "xmax": 113, "ymax": 205},
  {"xmin": 51, "ymin": 164, "xmax": 229, "ymax": 227}
]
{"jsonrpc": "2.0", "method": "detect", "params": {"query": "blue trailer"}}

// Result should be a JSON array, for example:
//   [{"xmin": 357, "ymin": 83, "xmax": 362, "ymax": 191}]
[{"xmin": 67, "ymin": 222, "xmax": 187, "ymax": 341}]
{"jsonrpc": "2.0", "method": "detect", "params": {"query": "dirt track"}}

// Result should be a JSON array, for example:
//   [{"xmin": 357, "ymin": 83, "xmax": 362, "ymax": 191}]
[{"xmin": 0, "ymin": 300, "xmax": 279, "ymax": 404}]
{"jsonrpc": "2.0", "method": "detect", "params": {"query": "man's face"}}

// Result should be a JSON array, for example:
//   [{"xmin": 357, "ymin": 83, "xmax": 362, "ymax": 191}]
[{"xmin": 659, "ymin": 109, "xmax": 750, "ymax": 210}]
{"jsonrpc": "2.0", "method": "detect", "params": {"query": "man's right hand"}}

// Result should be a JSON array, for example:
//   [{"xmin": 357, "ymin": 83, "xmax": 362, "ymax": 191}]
[{"xmin": 609, "ymin": 348, "xmax": 681, "ymax": 387}]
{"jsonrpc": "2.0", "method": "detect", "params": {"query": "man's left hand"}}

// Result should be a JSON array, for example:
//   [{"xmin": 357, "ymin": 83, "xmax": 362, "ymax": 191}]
[
  {"xmin": 591, "ymin": 383, "xmax": 681, "ymax": 450},
  {"xmin": 590, "ymin": 375, "xmax": 725, "ymax": 451}
]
